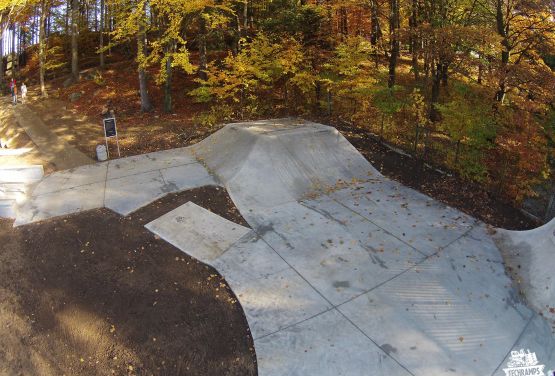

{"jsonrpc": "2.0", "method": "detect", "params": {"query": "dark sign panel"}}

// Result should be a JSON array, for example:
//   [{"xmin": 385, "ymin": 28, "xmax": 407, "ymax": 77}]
[{"xmin": 103, "ymin": 118, "xmax": 117, "ymax": 138}]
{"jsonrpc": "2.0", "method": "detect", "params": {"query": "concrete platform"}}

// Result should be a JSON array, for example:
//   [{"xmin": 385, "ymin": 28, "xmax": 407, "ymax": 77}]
[
  {"xmin": 145, "ymin": 202, "xmax": 251, "ymax": 263},
  {"xmin": 14, "ymin": 148, "xmax": 218, "ymax": 225}
]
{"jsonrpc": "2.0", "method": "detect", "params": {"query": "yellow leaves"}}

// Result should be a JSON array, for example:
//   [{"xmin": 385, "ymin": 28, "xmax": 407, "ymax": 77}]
[{"xmin": 172, "ymin": 49, "xmax": 195, "ymax": 74}]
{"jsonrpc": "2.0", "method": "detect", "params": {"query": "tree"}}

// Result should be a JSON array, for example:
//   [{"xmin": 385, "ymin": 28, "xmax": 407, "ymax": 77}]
[
  {"xmin": 39, "ymin": 0, "xmax": 48, "ymax": 96},
  {"xmin": 70, "ymin": 0, "xmax": 78, "ymax": 81}
]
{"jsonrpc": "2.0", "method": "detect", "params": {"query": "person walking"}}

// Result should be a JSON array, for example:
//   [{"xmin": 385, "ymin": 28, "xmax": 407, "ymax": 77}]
[
  {"xmin": 10, "ymin": 78, "xmax": 17, "ymax": 105},
  {"xmin": 20, "ymin": 82, "xmax": 27, "ymax": 104},
  {"xmin": 9, "ymin": 79, "xmax": 14, "ymax": 101}
]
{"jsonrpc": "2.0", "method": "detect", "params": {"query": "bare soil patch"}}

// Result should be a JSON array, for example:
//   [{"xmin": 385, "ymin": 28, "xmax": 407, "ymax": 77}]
[{"xmin": 0, "ymin": 186, "xmax": 256, "ymax": 376}]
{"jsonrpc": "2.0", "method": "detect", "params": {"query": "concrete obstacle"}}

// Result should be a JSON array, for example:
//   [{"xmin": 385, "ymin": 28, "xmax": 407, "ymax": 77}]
[
  {"xmin": 493, "ymin": 218, "xmax": 555, "ymax": 322},
  {"xmin": 192, "ymin": 119, "xmax": 379, "ymax": 212}
]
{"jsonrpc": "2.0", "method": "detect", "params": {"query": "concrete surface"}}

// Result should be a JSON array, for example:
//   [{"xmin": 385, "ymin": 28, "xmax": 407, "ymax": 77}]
[
  {"xmin": 13, "ymin": 147, "xmax": 218, "ymax": 225},
  {"xmin": 145, "ymin": 201, "xmax": 251, "ymax": 263},
  {"xmin": 493, "ymin": 218, "xmax": 555, "ymax": 323}
]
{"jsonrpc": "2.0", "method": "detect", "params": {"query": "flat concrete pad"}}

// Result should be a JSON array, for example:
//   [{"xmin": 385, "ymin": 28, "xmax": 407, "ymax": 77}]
[
  {"xmin": 255, "ymin": 309, "xmax": 411, "ymax": 376},
  {"xmin": 105, "ymin": 170, "xmax": 170, "ymax": 216},
  {"xmin": 254, "ymin": 200, "xmax": 425, "ymax": 305},
  {"xmin": 211, "ymin": 234, "xmax": 331, "ymax": 339},
  {"xmin": 492, "ymin": 315, "xmax": 555, "ymax": 376},
  {"xmin": 338, "ymin": 225, "xmax": 533, "ymax": 376},
  {"xmin": 145, "ymin": 202, "xmax": 251, "ymax": 263},
  {"xmin": 15, "ymin": 181, "xmax": 105, "ymax": 225},
  {"xmin": 330, "ymin": 179, "xmax": 476, "ymax": 255},
  {"xmin": 32, "ymin": 163, "xmax": 108, "ymax": 196},
  {"xmin": 15, "ymin": 147, "xmax": 217, "ymax": 224},
  {"xmin": 107, "ymin": 148, "xmax": 196, "ymax": 180}
]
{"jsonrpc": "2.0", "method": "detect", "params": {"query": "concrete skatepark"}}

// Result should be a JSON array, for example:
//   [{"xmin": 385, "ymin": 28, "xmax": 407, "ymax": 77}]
[{"xmin": 3, "ymin": 119, "xmax": 554, "ymax": 375}]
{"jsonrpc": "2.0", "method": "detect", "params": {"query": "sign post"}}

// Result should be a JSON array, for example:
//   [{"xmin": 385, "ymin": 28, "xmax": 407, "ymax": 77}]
[{"xmin": 103, "ymin": 117, "xmax": 120, "ymax": 158}]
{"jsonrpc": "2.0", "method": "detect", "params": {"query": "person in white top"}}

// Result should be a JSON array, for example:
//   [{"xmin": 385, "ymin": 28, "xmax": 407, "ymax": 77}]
[{"xmin": 20, "ymin": 83, "xmax": 27, "ymax": 104}]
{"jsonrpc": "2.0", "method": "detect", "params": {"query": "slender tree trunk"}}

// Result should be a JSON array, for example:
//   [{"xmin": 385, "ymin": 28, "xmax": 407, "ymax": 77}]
[
  {"xmin": 0, "ymin": 15, "xmax": 4, "ymax": 82},
  {"xmin": 71, "ymin": 0, "xmax": 79, "ymax": 82},
  {"xmin": 198, "ymin": 15, "xmax": 207, "ymax": 80},
  {"xmin": 410, "ymin": 0, "xmax": 419, "ymax": 80},
  {"xmin": 430, "ymin": 60, "xmax": 441, "ymax": 121},
  {"xmin": 163, "ymin": 50, "xmax": 172, "ymax": 113},
  {"xmin": 11, "ymin": 24, "xmax": 16, "ymax": 77},
  {"xmin": 387, "ymin": 0, "xmax": 399, "ymax": 88},
  {"xmin": 369, "ymin": 0, "xmax": 382, "ymax": 45},
  {"xmin": 99, "ymin": 0, "xmax": 104, "ymax": 68},
  {"xmin": 39, "ymin": 0, "xmax": 48, "ymax": 97},
  {"xmin": 495, "ymin": 0, "xmax": 510, "ymax": 103},
  {"xmin": 65, "ymin": 0, "xmax": 70, "ymax": 34},
  {"xmin": 243, "ymin": 0, "xmax": 248, "ymax": 33},
  {"xmin": 137, "ymin": 2, "xmax": 153, "ymax": 113}
]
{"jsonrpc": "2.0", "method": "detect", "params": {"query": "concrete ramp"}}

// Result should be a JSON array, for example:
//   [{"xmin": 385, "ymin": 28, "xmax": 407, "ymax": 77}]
[
  {"xmin": 493, "ymin": 218, "xmax": 555, "ymax": 322},
  {"xmin": 192, "ymin": 119, "xmax": 379, "ymax": 212}
]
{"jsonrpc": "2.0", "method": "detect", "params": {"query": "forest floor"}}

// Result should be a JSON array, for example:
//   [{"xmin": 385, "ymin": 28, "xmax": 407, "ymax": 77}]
[
  {"xmin": 19, "ymin": 61, "xmax": 538, "ymax": 230},
  {"xmin": 0, "ymin": 186, "xmax": 257, "ymax": 376}
]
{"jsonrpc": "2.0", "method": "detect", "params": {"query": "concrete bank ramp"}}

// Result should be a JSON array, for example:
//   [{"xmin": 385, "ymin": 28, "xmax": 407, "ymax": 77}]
[
  {"xmin": 192, "ymin": 119, "xmax": 380, "ymax": 213},
  {"xmin": 494, "ymin": 219, "xmax": 555, "ymax": 322}
]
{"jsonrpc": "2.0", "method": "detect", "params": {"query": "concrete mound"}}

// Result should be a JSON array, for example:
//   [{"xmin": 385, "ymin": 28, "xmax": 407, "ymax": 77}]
[
  {"xmin": 192, "ymin": 119, "xmax": 379, "ymax": 213},
  {"xmin": 494, "ymin": 218, "xmax": 555, "ymax": 322}
]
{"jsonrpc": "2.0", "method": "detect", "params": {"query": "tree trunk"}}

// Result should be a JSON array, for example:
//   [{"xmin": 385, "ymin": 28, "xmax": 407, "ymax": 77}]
[
  {"xmin": 0, "ymin": 14, "xmax": 4, "ymax": 82},
  {"xmin": 369, "ymin": 0, "xmax": 382, "ymax": 67},
  {"xmin": 198, "ymin": 15, "xmax": 207, "ymax": 80},
  {"xmin": 387, "ymin": 0, "xmax": 399, "ymax": 88},
  {"xmin": 137, "ymin": 2, "xmax": 153, "ymax": 113},
  {"xmin": 99, "ymin": 0, "xmax": 105, "ymax": 68},
  {"xmin": 39, "ymin": 0, "xmax": 48, "ymax": 97},
  {"xmin": 430, "ymin": 61, "xmax": 441, "ymax": 121},
  {"xmin": 243, "ymin": 0, "xmax": 248, "ymax": 33},
  {"xmin": 11, "ymin": 24, "xmax": 16, "ymax": 77},
  {"xmin": 410, "ymin": 0, "xmax": 419, "ymax": 80},
  {"xmin": 71, "ymin": 0, "xmax": 79, "ymax": 82},
  {"xmin": 495, "ymin": 0, "xmax": 510, "ymax": 103}
]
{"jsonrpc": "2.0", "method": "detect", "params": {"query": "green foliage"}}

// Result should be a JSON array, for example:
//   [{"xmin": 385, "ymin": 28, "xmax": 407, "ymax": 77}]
[
  {"xmin": 257, "ymin": 1, "xmax": 324, "ymax": 44},
  {"xmin": 373, "ymin": 86, "xmax": 405, "ymax": 118},
  {"xmin": 436, "ymin": 83, "xmax": 497, "ymax": 180}
]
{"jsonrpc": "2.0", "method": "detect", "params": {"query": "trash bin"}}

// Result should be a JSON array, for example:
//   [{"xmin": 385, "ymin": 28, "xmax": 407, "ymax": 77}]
[{"xmin": 96, "ymin": 144, "xmax": 108, "ymax": 161}]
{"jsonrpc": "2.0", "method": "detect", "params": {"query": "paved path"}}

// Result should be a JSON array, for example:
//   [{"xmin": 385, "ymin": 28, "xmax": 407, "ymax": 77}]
[
  {"xmin": 13, "ymin": 119, "xmax": 555, "ymax": 375},
  {"xmin": 10, "ymin": 99, "xmax": 93, "ymax": 170},
  {"xmin": 15, "ymin": 147, "xmax": 217, "ymax": 225}
]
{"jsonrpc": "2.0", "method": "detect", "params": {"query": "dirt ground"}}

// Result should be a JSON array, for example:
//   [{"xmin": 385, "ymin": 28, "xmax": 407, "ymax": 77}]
[{"xmin": 0, "ymin": 186, "xmax": 256, "ymax": 376}]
